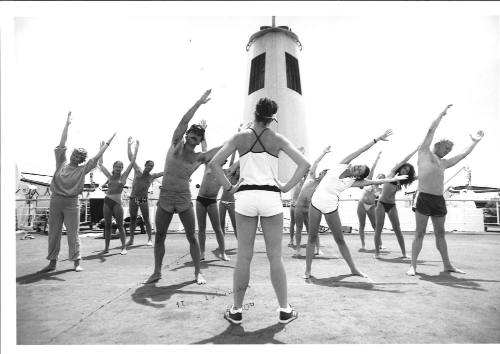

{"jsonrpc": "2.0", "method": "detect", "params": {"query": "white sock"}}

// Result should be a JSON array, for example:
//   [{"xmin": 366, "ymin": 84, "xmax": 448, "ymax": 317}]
[
  {"xmin": 230, "ymin": 305, "xmax": 243, "ymax": 314},
  {"xmin": 278, "ymin": 304, "xmax": 292, "ymax": 313}
]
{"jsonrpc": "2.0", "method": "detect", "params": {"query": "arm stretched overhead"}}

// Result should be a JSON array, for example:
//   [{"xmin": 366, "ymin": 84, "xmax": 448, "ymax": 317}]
[
  {"xmin": 340, "ymin": 129, "xmax": 392, "ymax": 164},
  {"xmin": 443, "ymin": 131, "xmax": 484, "ymax": 169},
  {"xmin": 171, "ymin": 90, "xmax": 211, "ymax": 146}
]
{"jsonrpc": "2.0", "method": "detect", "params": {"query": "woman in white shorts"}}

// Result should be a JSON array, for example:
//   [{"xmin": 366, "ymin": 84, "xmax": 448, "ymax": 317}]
[
  {"xmin": 209, "ymin": 98, "xmax": 310, "ymax": 325},
  {"xmin": 304, "ymin": 130, "xmax": 408, "ymax": 279}
]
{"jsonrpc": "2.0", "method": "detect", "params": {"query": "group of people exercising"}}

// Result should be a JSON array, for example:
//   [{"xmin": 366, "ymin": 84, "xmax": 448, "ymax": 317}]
[{"xmin": 41, "ymin": 91, "xmax": 484, "ymax": 324}]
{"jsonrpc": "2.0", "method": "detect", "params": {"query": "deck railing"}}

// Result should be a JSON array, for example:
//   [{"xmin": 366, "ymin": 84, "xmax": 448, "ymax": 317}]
[{"xmin": 15, "ymin": 197, "xmax": 500, "ymax": 233}]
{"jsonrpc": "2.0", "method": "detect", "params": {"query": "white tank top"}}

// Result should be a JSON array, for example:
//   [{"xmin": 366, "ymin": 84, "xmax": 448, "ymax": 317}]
[
  {"xmin": 314, "ymin": 164, "xmax": 356, "ymax": 198},
  {"xmin": 239, "ymin": 128, "xmax": 278, "ymax": 186}
]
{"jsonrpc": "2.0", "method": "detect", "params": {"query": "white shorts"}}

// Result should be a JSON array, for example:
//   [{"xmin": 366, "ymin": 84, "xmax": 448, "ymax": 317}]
[
  {"xmin": 310, "ymin": 190, "xmax": 339, "ymax": 214},
  {"xmin": 235, "ymin": 190, "xmax": 283, "ymax": 217}
]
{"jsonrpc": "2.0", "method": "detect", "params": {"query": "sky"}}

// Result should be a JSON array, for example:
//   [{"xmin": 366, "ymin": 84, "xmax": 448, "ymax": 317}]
[
  {"xmin": 3, "ymin": 2, "xmax": 500, "ymax": 196},
  {"xmin": 1, "ymin": 2, "xmax": 500, "ymax": 352}
]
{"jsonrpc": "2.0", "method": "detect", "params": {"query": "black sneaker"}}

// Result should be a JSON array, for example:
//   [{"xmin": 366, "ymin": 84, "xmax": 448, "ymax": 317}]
[
  {"xmin": 279, "ymin": 308, "xmax": 298, "ymax": 324},
  {"xmin": 224, "ymin": 308, "xmax": 242, "ymax": 325}
]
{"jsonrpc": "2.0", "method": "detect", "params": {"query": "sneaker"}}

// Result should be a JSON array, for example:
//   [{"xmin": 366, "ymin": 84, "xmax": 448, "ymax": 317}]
[
  {"xmin": 224, "ymin": 307, "xmax": 242, "ymax": 325},
  {"xmin": 120, "ymin": 249, "xmax": 128, "ymax": 255},
  {"xmin": 147, "ymin": 240, "xmax": 153, "ymax": 246},
  {"xmin": 278, "ymin": 306, "xmax": 298, "ymax": 324}
]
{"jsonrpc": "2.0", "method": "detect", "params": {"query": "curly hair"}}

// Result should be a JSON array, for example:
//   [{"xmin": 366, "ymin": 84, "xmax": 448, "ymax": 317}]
[
  {"xmin": 71, "ymin": 148, "xmax": 88, "ymax": 164},
  {"xmin": 391, "ymin": 163, "xmax": 416, "ymax": 189},
  {"xmin": 434, "ymin": 139, "xmax": 454, "ymax": 151},
  {"xmin": 254, "ymin": 98, "xmax": 278, "ymax": 124},
  {"xmin": 186, "ymin": 124, "xmax": 206, "ymax": 141}
]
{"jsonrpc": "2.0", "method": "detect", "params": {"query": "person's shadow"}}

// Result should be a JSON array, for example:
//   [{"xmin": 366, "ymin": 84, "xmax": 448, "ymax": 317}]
[
  {"xmin": 193, "ymin": 323, "xmax": 286, "ymax": 344},
  {"xmin": 417, "ymin": 272, "xmax": 500, "ymax": 291},
  {"xmin": 16, "ymin": 268, "xmax": 74, "ymax": 285},
  {"xmin": 131, "ymin": 280, "xmax": 226, "ymax": 308},
  {"xmin": 376, "ymin": 257, "xmax": 436, "ymax": 266},
  {"xmin": 306, "ymin": 274, "xmax": 403, "ymax": 293}
]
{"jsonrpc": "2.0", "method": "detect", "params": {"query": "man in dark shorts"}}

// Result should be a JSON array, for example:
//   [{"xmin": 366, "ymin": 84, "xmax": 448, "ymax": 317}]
[
  {"xmin": 126, "ymin": 137, "xmax": 163, "ymax": 247},
  {"xmin": 407, "ymin": 104, "xmax": 484, "ymax": 276},
  {"xmin": 144, "ymin": 89, "xmax": 221, "ymax": 285}
]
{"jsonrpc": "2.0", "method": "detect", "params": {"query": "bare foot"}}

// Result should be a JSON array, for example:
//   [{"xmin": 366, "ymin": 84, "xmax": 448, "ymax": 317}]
[
  {"xmin": 220, "ymin": 253, "xmax": 231, "ymax": 261},
  {"xmin": 143, "ymin": 273, "xmax": 162, "ymax": 284},
  {"xmin": 40, "ymin": 262, "xmax": 56, "ymax": 273},
  {"xmin": 196, "ymin": 273, "xmax": 207, "ymax": 285},
  {"xmin": 406, "ymin": 266, "xmax": 416, "ymax": 276},
  {"xmin": 445, "ymin": 266, "xmax": 466, "ymax": 274}
]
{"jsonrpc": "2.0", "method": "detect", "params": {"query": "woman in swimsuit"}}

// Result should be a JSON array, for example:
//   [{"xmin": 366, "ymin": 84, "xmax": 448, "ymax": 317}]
[
  {"xmin": 373, "ymin": 146, "xmax": 418, "ymax": 259},
  {"xmin": 98, "ymin": 138, "xmax": 139, "ymax": 255},
  {"xmin": 356, "ymin": 151, "xmax": 383, "ymax": 250}
]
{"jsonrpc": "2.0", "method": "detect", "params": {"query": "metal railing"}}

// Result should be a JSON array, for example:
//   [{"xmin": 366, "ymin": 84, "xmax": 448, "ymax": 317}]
[{"xmin": 15, "ymin": 197, "xmax": 500, "ymax": 233}]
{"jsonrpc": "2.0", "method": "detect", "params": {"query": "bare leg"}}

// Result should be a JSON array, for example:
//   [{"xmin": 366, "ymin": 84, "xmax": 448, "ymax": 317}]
[
  {"xmin": 261, "ymin": 213, "xmax": 289, "ymax": 308},
  {"xmin": 407, "ymin": 211, "xmax": 428, "ymax": 276},
  {"xmin": 294, "ymin": 207, "xmax": 306, "ymax": 256},
  {"xmin": 356, "ymin": 201, "xmax": 367, "ymax": 249},
  {"xmin": 232, "ymin": 212, "xmax": 258, "ymax": 309},
  {"xmin": 387, "ymin": 206, "xmax": 407, "ymax": 258},
  {"xmin": 102, "ymin": 202, "xmax": 113, "ymax": 253},
  {"xmin": 128, "ymin": 200, "xmax": 138, "ymax": 246},
  {"xmin": 218, "ymin": 202, "xmax": 227, "ymax": 236},
  {"xmin": 325, "ymin": 211, "xmax": 368, "ymax": 278},
  {"xmin": 304, "ymin": 205, "xmax": 322, "ymax": 278},
  {"xmin": 179, "ymin": 207, "xmax": 205, "ymax": 284},
  {"xmin": 144, "ymin": 207, "xmax": 173, "ymax": 283},
  {"xmin": 373, "ymin": 203, "xmax": 385, "ymax": 258},
  {"xmin": 289, "ymin": 206, "xmax": 296, "ymax": 247},
  {"xmin": 431, "ymin": 216, "xmax": 465, "ymax": 274},
  {"xmin": 207, "ymin": 203, "xmax": 229, "ymax": 261},
  {"xmin": 140, "ymin": 202, "xmax": 153, "ymax": 244},
  {"xmin": 196, "ymin": 201, "xmax": 207, "ymax": 260},
  {"xmin": 113, "ymin": 204, "xmax": 127, "ymax": 254}
]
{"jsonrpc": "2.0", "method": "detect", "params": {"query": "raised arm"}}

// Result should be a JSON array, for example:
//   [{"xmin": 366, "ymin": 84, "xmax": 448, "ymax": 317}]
[
  {"xmin": 59, "ymin": 111, "xmax": 72, "ymax": 147},
  {"xmin": 127, "ymin": 136, "xmax": 142, "ymax": 174},
  {"xmin": 443, "ymin": 130, "xmax": 484, "ymax": 169},
  {"xmin": 171, "ymin": 89, "xmax": 211, "ymax": 146},
  {"xmin": 122, "ymin": 140, "xmax": 139, "ymax": 181},
  {"xmin": 420, "ymin": 104, "xmax": 452, "ymax": 151},
  {"xmin": 274, "ymin": 135, "xmax": 311, "ymax": 193},
  {"xmin": 98, "ymin": 142, "xmax": 112, "ymax": 179},
  {"xmin": 93, "ymin": 133, "xmax": 116, "ymax": 164},
  {"xmin": 340, "ymin": 129, "xmax": 392, "ymax": 164},
  {"xmin": 389, "ymin": 145, "xmax": 419, "ymax": 177},
  {"xmin": 309, "ymin": 145, "xmax": 331, "ymax": 178},
  {"xmin": 353, "ymin": 174, "xmax": 408, "ymax": 188},
  {"xmin": 367, "ymin": 151, "xmax": 382, "ymax": 179}
]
